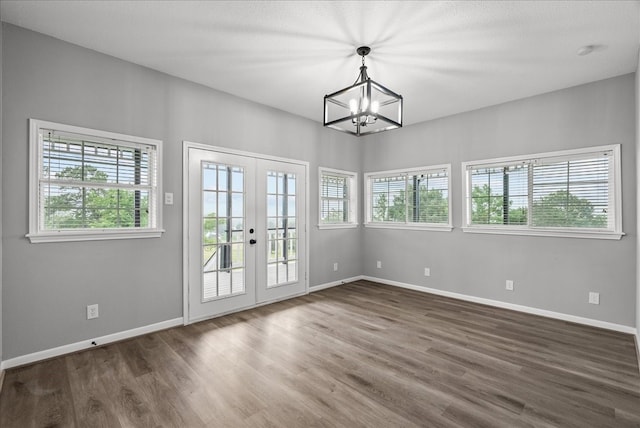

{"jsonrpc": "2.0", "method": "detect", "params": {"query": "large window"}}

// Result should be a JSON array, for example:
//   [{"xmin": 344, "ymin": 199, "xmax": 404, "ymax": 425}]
[
  {"xmin": 462, "ymin": 145, "xmax": 622, "ymax": 239},
  {"xmin": 28, "ymin": 119, "xmax": 163, "ymax": 243},
  {"xmin": 319, "ymin": 167, "xmax": 358, "ymax": 229},
  {"xmin": 365, "ymin": 165, "xmax": 452, "ymax": 231}
]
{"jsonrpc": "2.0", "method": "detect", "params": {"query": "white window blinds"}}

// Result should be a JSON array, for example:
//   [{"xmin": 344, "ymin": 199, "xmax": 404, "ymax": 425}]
[
  {"xmin": 320, "ymin": 174, "xmax": 349, "ymax": 223},
  {"xmin": 28, "ymin": 119, "xmax": 163, "ymax": 243},
  {"xmin": 463, "ymin": 145, "xmax": 621, "ymax": 239},
  {"xmin": 319, "ymin": 167, "xmax": 358, "ymax": 228},
  {"xmin": 531, "ymin": 154, "xmax": 610, "ymax": 229},
  {"xmin": 41, "ymin": 131, "xmax": 157, "ymax": 229},
  {"xmin": 470, "ymin": 163, "xmax": 529, "ymax": 226},
  {"xmin": 366, "ymin": 165, "xmax": 452, "ymax": 230}
]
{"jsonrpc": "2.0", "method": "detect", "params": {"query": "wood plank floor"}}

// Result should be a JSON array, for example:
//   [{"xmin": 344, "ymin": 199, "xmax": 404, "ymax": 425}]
[{"xmin": 1, "ymin": 280, "xmax": 639, "ymax": 427}]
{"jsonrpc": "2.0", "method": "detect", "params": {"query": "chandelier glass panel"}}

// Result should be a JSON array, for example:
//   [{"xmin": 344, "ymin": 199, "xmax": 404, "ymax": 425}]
[{"xmin": 324, "ymin": 46, "xmax": 403, "ymax": 137}]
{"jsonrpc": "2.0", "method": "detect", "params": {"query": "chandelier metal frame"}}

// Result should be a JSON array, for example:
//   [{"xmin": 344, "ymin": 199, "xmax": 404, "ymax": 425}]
[{"xmin": 324, "ymin": 46, "xmax": 403, "ymax": 137}]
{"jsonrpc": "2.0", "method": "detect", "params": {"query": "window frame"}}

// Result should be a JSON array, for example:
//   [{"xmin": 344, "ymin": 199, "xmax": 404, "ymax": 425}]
[
  {"xmin": 318, "ymin": 167, "xmax": 358, "ymax": 229},
  {"xmin": 364, "ymin": 164, "xmax": 453, "ymax": 231},
  {"xmin": 27, "ymin": 118, "xmax": 164, "ymax": 243},
  {"xmin": 461, "ymin": 144, "xmax": 623, "ymax": 240}
]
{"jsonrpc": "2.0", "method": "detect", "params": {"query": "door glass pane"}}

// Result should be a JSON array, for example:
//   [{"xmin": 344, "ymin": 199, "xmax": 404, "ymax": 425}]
[
  {"xmin": 203, "ymin": 218, "xmax": 217, "ymax": 244},
  {"xmin": 217, "ymin": 192, "xmax": 227, "ymax": 219},
  {"xmin": 231, "ymin": 268, "xmax": 245, "ymax": 293},
  {"xmin": 267, "ymin": 173, "xmax": 277, "ymax": 194},
  {"xmin": 202, "ymin": 162, "xmax": 245, "ymax": 301},
  {"xmin": 232, "ymin": 168, "xmax": 243, "ymax": 192},
  {"xmin": 266, "ymin": 170, "xmax": 298, "ymax": 287},
  {"xmin": 267, "ymin": 195, "xmax": 277, "ymax": 217},
  {"xmin": 231, "ymin": 217, "xmax": 244, "ymax": 231},
  {"xmin": 232, "ymin": 193, "xmax": 243, "ymax": 217},
  {"xmin": 218, "ymin": 167, "xmax": 228, "ymax": 189},
  {"xmin": 203, "ymin": 167, "xmax": 217, "ymax": 189},
  {"xmin": 203, "ymin": 191, "xmax": 216, "ymax": 217},
  {"xmin": 288, "ymin": 196, "xmax": 296, "ymax": 216}
]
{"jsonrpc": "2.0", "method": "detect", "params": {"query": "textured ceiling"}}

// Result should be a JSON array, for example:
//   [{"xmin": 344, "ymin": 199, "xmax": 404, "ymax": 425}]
[{"xmin": 1, "ymin": 1, "xmax": 639, "ymax": 127}]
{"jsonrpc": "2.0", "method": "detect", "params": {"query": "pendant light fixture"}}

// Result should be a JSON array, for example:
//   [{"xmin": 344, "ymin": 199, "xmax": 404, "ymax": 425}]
[{"xmin": 324, "ymin": 46, "xmax": 403, "ymax": 137}]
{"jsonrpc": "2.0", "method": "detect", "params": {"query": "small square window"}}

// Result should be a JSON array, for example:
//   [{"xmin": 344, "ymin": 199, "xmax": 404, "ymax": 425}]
[{"xmin": 318, "ymin": 167, "xmax": 358, "ymax": 229}]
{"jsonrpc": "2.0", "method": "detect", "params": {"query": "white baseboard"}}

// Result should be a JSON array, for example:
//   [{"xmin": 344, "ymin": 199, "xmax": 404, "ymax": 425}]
[
  {"xmin": 2, "ymin": 278, "xmax": 635, "ymax": 371},
  {"xmin": 310, "ymin": 276, "xmax": 364, "ymax": 292},
  {"xmin": 362, "ymin": 276, "xmax": 637, "ymax": 335},
  {"xmin": 0, "ymin": 317, "xmax": 184, "ymax": 370}
]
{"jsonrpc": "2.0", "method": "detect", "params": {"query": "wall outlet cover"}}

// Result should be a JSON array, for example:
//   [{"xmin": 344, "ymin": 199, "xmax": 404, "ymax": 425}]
[
  {"xmin": 164, "ymin": 192, "xmax": 174, "ymax": 205},
  {"xmin": 87, "ymin": 304, "xmax": 99, "ymax": 319}
]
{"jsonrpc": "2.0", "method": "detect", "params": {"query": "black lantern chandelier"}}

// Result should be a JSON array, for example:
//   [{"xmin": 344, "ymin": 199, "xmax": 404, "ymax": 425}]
[{"xmin": 324, "ymin": 46, "xmax": 403, "ymax": 137}]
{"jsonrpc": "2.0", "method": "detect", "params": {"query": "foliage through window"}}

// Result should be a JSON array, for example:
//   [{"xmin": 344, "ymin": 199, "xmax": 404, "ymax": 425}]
[
  {"xmin": 365, "ymin": 165, "xmax": 452, "ymax": 230},
  {"xmin": 28, "ymin": 119, "xmax": 163, "ymax": 243},
  {"xmin": 462, "ymin": 145, "xmax": 622, "ymax": 239},
  {"xmin": 319, "ymin": 167, "xmax": 357, "ymax": 228}
]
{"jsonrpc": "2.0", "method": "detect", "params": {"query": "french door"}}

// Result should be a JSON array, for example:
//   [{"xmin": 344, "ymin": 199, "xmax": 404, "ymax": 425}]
[{"xmin": 185, "ymin": 145, "xmax": 307, "ymax": 323}]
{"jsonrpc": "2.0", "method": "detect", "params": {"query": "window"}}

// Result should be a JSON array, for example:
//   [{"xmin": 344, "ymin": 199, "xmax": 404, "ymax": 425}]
[
  {"xmin": 28, "ymin": 119, "xmax": 164, "ymax": 243},
  {"xmin": 462, "ymin": 145, "xmax": 622, "ymax": 239},
  {"xmin": 318, "ymin": 167, "xmax": 358, "ymax": 228},
  {"xmin": 365, "ymin": 165, "xmax": 452, "ymax": 231}
]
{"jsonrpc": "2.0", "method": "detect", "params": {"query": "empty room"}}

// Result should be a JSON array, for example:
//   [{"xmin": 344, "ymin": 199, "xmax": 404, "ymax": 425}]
[{"xmin": 0, "ymin": 1, "xmax": 639, "ymax": 426}]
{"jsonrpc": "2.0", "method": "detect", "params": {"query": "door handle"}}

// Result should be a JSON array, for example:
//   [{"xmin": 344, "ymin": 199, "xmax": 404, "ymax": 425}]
[{"xmin": 249, "ymin": 239, "xmax": 257, "ymax": 245}]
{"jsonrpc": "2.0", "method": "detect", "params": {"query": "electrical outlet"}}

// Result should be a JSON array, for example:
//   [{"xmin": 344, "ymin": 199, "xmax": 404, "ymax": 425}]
[
  {"xmin": 87, "ymin": 304, "xmax": 99, "ymax": 319},
  {"xmin": 164, "ymin": 192, "xmax": 174, "ymax": 205},
  {"xmin": 333, "ymin": 262, "xmax": 338, "ymax": 272},
  {"xmin": 424, "ymin": 267, "xmax": 430, "ymax": 277},
  {"xmin": 505, "ymin": 280, "xmax": 514, "ymax": 291},
  {"xmin": 588, "ymin": 292, "xmax": 600, "ymax": 305},
  {"xmin": 376, "ymin": 261, "xmax": 382, "ymax": 269}
]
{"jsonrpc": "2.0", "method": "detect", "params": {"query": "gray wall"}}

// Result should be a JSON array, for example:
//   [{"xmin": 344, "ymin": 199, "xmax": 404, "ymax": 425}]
[
  {"xmin": 362, "ymin": 74, "xmax": 637, "ymax": 327},
  {"xmin": 0, "ymin": 17, "xmax": 3, "ymax": 365},
  {"xmin": 636, "ymin": 52, "xmax": 640, "ymax": 345},
  {"xmin": 1, "ymin": 24, "xmax": 361, "ymax": 360},
  {"xmin": 1, "ymin": 23, "xmax": 638, "ymax": 363}
]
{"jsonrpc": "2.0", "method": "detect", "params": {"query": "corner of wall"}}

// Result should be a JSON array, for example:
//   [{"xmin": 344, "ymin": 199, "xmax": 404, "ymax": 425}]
[
  {"xmin": 635, "ymin": 45, "xmax": 640, "ymax": 370},
  {"xmin": 1, "ymin": 20, "xmax": 5, "ymax": 375}
]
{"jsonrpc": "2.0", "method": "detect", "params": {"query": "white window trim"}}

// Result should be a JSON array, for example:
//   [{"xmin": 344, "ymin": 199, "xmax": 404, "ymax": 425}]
[
  {"xmin": 318, "ymin": 167, "xmax": 359, "ymax": 229},
  {"xmin": 27, "ymin": 119, "xmax": 164, "ymax": 243},
  {"xmin": 461, "ymin": 144, "xmax": 623, "ymax": 240},
  {"xmin": 364, "ymin": 164, "xmax": 453, "ymax": 231}
]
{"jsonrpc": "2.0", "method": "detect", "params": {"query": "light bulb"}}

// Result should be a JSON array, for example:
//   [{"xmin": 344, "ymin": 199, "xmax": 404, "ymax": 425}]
[
  {"xmin": 349, "ymin": 99, "xmax": 358, "ymax": 114},
  {"xmin": 371, "ymin": 100, "xmax": 379, "ymax": 114},
  {"xmin": 361, "ymin": 97, "xmax": 369, "ymax": 111}
]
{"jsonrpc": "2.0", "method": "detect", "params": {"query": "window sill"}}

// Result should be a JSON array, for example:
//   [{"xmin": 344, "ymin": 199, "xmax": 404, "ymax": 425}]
[
  {"xmin": 27, "ymin": 229, "xmax": 165, "ymax": 243},
  {"xmin": 317, "ymin": 223, "xmax": 359, "ymax": 230},
  {"xmin": 461, "ymin": 226, "xmax": 624, "ymax": 240},
  {"xmin": 365, "ymin": 223, "xmax": 453, "ymax": 232}
]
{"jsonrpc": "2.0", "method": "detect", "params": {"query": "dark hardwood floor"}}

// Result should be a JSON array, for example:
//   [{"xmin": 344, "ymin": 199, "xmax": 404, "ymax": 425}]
[{"xmin": 1, "ymin": 280, "xmax": 639, "ymax": 427}]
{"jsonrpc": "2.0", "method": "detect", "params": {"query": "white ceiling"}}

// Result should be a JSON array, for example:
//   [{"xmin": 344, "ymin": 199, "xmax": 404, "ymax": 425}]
[{"xmin": 1, "ymin": 1, "xmax": 639, "ymax": 127}]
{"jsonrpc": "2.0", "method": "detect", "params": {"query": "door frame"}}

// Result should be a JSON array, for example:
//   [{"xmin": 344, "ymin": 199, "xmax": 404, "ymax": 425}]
[{"xmin": 182, "ymin": 141, "xmax": 310, "ymax": 325}]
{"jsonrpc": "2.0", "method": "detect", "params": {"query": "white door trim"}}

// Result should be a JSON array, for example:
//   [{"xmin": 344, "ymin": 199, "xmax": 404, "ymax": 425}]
[{"xmin": 182, "ymin": 141, "xmax": 310, "ymax": 325}]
